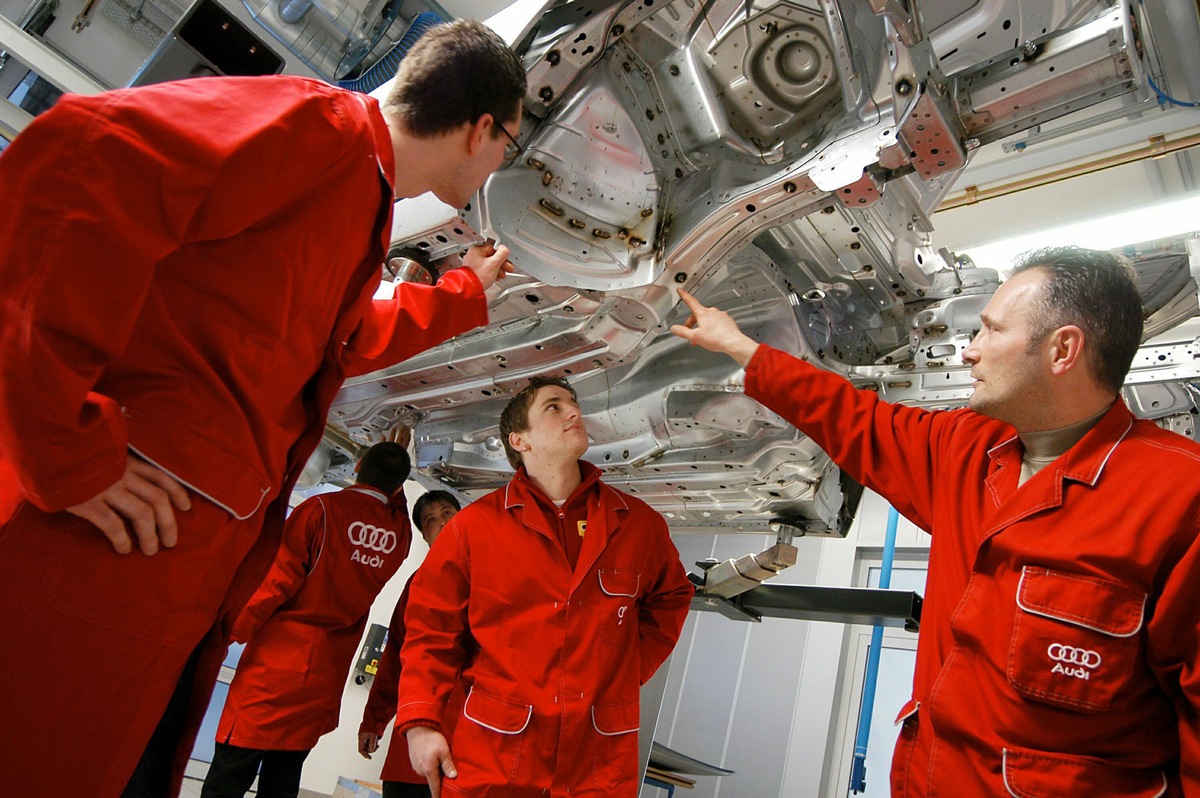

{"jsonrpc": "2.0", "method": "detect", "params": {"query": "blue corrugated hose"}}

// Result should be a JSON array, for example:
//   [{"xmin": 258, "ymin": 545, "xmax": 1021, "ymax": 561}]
[
  {"xmin": 850, "ymin": 505, "xmax": 899, "ymax": 793},
  {"xmin": 338, "ymin": 11, "xmax": 444, "ymax": 94}
]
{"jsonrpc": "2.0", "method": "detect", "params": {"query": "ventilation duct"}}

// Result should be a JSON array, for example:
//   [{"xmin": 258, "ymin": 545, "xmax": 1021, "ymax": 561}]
[{"xmin": 240, "ymin": 0, "xmax": 442, "ymax": 86}]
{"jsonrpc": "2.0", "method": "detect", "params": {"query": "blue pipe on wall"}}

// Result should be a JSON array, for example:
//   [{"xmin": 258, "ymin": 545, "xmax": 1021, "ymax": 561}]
[{"xmin": 849, "ymin": 504, "xmax": 899, "ymax": 793}]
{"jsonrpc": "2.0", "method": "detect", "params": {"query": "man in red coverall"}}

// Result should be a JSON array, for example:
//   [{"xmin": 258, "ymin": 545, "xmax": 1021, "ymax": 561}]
[
  {"xmin": 200, "ymin": 441, "xmax": 414, "ymax": 797},
  {"xmin": 359, "ymin": 489, "xmax": 462, "ymax": 798},
  {"xmin": 672, "ymin": 246, "xmax": 1200, "ymax": 797},
  {"xmin": 397, "ymin": 377, "xmax": 695, "ymax": 798},
  {"xmin": 0, "ymin": 19, "xmax": 526, "ymax": 798}
]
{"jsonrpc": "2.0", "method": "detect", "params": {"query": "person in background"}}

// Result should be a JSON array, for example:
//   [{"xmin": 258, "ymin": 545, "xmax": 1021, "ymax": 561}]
[
  {"xmin": 200, "ymin": 441, "xmax": 414, "ymax": 798},
  {"xmin": 359, "ymin": 489, "xmax": 463, "ymax": 798},
  {"xmin": 0, "ymin": 18, "xmax": 526, "ymax": 797},
  {"xmin": 671, "ymin": 246, "xmax": 1200, "ymax": 796},
  {"xmin": 398, "ymin": 376, "xmax": 695, "ymax": 798}
]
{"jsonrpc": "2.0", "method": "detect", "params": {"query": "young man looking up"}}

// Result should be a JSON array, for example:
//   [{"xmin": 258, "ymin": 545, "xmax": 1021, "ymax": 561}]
[
  {"xmin": 397, "ymin": 377, "xmax": 695, "ymax": 797},
  {"xmin": 0, "ymin": 19, "xmax": 525, "ymax": 797}
]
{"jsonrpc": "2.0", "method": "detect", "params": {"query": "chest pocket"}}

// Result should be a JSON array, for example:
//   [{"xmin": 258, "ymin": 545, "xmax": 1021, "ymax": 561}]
[
  {"xmin": 598, "ymin": 569, "xmax": 641, "ymax": 598},
  {"xmin": 598, "ymin": 569, "xmax": 641, "ymax": 644},
  {"xmin": 1007, "ymin": 566, "xmax": 1146, "ymax": 713}
]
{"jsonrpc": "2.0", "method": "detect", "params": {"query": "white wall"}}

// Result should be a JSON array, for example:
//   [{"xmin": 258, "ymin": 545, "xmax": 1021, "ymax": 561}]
[{"xmin": 642, "ymin": 490, "xmax": 928, "ymax": 798}]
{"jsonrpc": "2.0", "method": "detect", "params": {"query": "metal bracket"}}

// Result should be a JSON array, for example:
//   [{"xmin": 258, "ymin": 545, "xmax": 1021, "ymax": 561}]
[{"xmin": 692, "ymin": 583, "xmax": 922, "ymax": 631}]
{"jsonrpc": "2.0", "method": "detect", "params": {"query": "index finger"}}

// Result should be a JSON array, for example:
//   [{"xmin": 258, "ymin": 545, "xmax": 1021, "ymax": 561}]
[{"xmin": 676, "ymin": 287, "xmax": 704, "ymax": 312}]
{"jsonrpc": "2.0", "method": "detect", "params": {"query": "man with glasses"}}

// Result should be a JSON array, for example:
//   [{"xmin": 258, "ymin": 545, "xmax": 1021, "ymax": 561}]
[
  {"xmin": 498, "ymin": 121, "xmax": 525, "ymax": 165},
  {"xmin": 0, "ymin": 18, "xmax": 526, "ymax": 798}
]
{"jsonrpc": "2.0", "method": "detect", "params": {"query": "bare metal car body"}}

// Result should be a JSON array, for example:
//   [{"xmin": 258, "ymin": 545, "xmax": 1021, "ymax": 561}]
[{"xmin": 319, "ymin": 0, "xmax": 1200, "ymax": 537}]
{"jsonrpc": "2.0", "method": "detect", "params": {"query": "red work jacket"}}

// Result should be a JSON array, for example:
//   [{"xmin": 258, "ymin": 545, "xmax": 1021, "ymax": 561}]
[
  {"xmin": 0, "ymin": 76, "xmax": 486, "ymax": 792},
  {"xmin": 746, "ymin": 345, "xmax": 1200, "ymax": 798},
  {"xmin": 360, "ymin": 578, "xmax": 466, "ymax": 783},
  {"xmin": 396, "ymin": 463, "xmax": 694, "ymax": 797},
  {"xmin": 218, "ymin": 485, "xmax": 413, "ymax": 750},
  {"xmin": 0, "ymin": 75, "xmax": 487, "ymax": 520}
]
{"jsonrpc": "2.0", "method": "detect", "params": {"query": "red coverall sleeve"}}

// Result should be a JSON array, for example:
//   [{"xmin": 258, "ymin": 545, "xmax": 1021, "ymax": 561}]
[
  {"xmin": 231, "ymin": 497, "xmax": 325, "ymax": 642},
  {"xmin": 1145, "ymin": 516, "xmax": 1200, "ymax": 791},
  {"xmin": 395, "ymin": 521, "xmax": 471, "ymax": 731},
  {"xmin": 637, "ymin": 515, "xmax": 695, "ymax": 685},
  {"xmin": 744, "ymin": 344, "xmax": 956, "ymax": 530},
  {"xmin": 360, "ymin": 583, "xmax": 410, "ymax": 736},
  {"xmin": 342, "ymin": 267, "xmax": 488, "ymax": 378},
  {"xmin": 0, "ymin": 86, "xmax": 360, "ymax": 511}
]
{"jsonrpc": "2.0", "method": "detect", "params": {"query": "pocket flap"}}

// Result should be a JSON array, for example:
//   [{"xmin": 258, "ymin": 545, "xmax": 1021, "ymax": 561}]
[
  {"xmin": 592, "ymin": 701, "xmax": 640, "ymax": 736},
  {"xmin": 1017, "ymin": 567, "xmax": 1145, "ymax": 637},
  {"xmin": 463, "ymin": 688, "xmax": 531, "ymax": 735},
  {"xmin": 598, "ymin": 569, "xmax": 641, "ymax": 598},
  {"xmin": 1003, "ymin": 748, "xmax": 1166, "ymax": 797}
]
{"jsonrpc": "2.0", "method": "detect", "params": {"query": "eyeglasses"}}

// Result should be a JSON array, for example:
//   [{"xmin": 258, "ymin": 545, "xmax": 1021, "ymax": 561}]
[{"xmin": 499, "ymin": 122, "xmax": 524, "ymax": 165}]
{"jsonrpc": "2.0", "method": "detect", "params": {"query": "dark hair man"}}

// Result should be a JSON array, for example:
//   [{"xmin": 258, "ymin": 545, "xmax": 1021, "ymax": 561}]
[
  {"xmin": 671, "ymin": 246, "xmax": 1200, "ymax": 796},
  {"xmin": 359, "ymin": 490, "xmax": 462, "ymax": 798},
  {"xmin": 397, "ymin": 377, "xmax": 695, "ymax": 797},
  {"xmin": 0, "ymin": 19, "xmax": 526, "ymax": 798},
  {"xmin": 201, "ymin": 442, "xmax": 414, "ymax": 798}
]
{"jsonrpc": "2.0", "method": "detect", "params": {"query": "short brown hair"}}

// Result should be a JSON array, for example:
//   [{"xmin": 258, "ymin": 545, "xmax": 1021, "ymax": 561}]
[
  {"xmin": 1012, "ymin": 246, "xmax": 1143, "ymax": 393},
  {"xmin": 383, "ymin": 19, "xmax": 526, "ymax": 138},
  {"xmin": 499, "ymin": 376, "xmax": 577, "ymax": 469}
]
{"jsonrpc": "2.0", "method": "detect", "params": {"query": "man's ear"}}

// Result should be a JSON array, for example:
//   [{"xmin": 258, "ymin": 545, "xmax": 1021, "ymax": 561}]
[
  {"xmin": 466, "ymin": 113, "xmax": 495, "ymax": 157},
  {"xmin": 508, "ymin": 429, "xmax": 527, "ymax": 455},
  {"xmin": 1047, "ymin": 324, "xmax": 1086, "ymax": 376}
]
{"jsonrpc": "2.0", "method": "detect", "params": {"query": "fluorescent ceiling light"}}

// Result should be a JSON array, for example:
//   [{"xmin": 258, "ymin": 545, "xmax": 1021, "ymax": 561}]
[{"xmin": 956, "ymin": 191, "xmax": 1200, "ymax": 274}]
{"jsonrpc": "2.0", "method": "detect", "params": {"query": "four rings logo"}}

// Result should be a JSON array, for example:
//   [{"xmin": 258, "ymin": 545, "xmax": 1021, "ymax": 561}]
[
  {"xmin": 1048, "ymin": 643, "xmax": 1101, "ymax": 681},
  {"xmin": 347, "ymin": 521, "xmax": 398, "ymax": 568}
]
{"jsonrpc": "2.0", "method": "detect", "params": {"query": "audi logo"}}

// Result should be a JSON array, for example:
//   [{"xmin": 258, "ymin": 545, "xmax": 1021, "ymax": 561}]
[
  {"xmin": 1047, "ymin": 643, "xmax": 1102, "ymax": 669},
  {"xmin": 347, "ymin": 521, "xmax": 398, "ymax": 553}
]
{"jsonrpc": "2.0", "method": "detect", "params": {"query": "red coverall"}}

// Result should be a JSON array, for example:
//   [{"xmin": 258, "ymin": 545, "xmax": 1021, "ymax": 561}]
[
  {"xmin": 745, "ymin": 345, "xmax": 1200, "ymax": 797},
  {"xmin": 0, "ymin": 76, "xmax": 487, "ymax": 797},
  {"xmin": 217, "ymin": 485, "xmax": 414, "ymax": 750},
  {"xmin": 360, "ymin": 578, "xmax": 466, "ymax": 785},
  {"xmin": 396, "ymin": 463, "xmax": 695, "ymax": 797}
]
